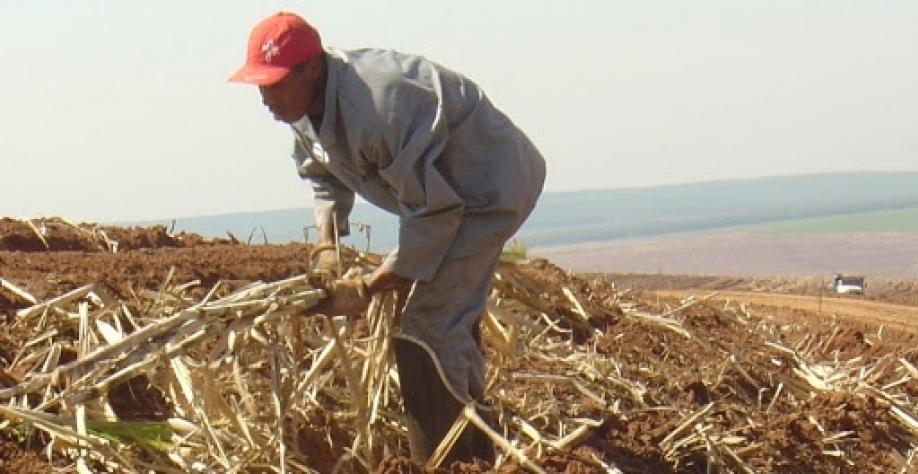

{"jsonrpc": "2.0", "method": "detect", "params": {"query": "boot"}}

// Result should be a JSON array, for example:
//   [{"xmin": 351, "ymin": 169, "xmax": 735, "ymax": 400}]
[{"xmin": 392, "ymin": 337, "xmax": 495, "ymax": 465}]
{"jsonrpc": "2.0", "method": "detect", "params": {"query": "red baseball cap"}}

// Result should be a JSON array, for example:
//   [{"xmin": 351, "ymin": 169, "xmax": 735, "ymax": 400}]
[{"xmin": 228, "ymin": 12, "xmax": 322, "ymax": 86}]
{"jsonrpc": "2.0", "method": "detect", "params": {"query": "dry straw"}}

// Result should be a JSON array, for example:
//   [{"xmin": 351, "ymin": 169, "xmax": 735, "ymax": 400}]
[{"xmin": 0, "ymin": 251, "xmax": 915, "ymax": 472}]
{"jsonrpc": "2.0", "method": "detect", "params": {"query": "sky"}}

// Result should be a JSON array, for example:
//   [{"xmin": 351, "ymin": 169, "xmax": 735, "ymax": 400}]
[{"xmin": 1, "ymin": 0, "xmax": 916, "ymax": 222}]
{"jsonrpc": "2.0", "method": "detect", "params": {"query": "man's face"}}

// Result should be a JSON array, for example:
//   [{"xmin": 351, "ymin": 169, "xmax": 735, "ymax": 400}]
[{"xmin": 259, "ymin": 57, "xmax": 323, "ymax": 123}]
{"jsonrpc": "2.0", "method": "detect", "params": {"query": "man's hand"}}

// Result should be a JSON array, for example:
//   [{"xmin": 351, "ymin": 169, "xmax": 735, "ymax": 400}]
[
  {"xmin": 364, "ymin": 268, "xmax": 413, "ymax": 296},
  {"xmin": 309, "ymin": 265, "xmax": 412, "ymax": 318},
  {"xmin": 313, "ymin": 276, "xmax": 369, "ymax": 317},
  {"xmin": 309, "ymin": 244, "xmax": 339, "ymax": 275},
  {"xmin": 310, "ymin": 216, "xmax": 341, "ymax": 276}
]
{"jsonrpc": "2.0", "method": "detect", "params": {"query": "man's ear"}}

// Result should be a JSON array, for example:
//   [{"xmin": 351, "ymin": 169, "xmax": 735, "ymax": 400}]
[{"xmin": 305, "ymin": 54, "xmax": 325, "ymax": 80}]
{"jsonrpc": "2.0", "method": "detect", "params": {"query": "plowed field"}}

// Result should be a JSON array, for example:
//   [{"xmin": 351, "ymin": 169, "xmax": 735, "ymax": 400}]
[
  {"xmin": 652, "ymin": 291, "xmax": 918, "ymax": 335},
  {"xmin": 1, "ymin": 219, "xmax": 916, "ymax": 473}
]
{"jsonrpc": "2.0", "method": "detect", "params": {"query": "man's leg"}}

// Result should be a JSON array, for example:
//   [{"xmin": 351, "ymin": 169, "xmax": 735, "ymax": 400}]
[
  {"xmin": 392, "ymin": 336, "xmax": 494, "ymax": 464},
  {"xmin": 394, "ymin": 247, "xmax": 503, "ymax": 464}
]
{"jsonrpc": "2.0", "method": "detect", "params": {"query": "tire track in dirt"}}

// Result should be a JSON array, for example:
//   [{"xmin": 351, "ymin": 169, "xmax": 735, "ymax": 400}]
[{"xmin": 651, "ymin": 290, "xmax": 918, "ymax": 334}]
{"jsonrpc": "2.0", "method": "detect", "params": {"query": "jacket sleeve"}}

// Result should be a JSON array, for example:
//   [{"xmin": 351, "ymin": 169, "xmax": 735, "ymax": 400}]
[
  {"xmin": 375, "ymin": 82, "xmax": 465, "ymax": 283},
  {"xmin": 292, "ymin": 140, "xmax": 354, "ymax": 237}
]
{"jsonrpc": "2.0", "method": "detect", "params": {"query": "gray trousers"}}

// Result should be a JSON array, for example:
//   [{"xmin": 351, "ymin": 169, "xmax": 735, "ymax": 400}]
[
  {"xmin": 394, "ymin": 241, "xmax": 503, "ymax": 404},
  {"xmin": 390, "ymin": 153, "xmax": 543, "ymax": 461},
  {"xmin": 395, "ymin": 200, "xmax": 540, "ymax": 404},
  {"xmin": 394, "ymin": 141, "xmax": 544, "ymax": 404},
  {"xmin": 392, "ymin": 240, "xmax": 503, "ymax": 463}
]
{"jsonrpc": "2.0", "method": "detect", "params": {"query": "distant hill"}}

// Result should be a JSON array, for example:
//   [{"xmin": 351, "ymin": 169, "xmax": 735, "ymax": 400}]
[
  {"xmin": 521, "ymin": 171, "xmax": 918, "ymax": 247},
  {"xmin": 128, "ymin": 172, "xmax": 918, "ymax": 251}
]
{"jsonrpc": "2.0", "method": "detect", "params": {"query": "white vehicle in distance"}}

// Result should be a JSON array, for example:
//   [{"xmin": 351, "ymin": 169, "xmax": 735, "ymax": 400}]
[{"xmin": 828, "ymin": 273, "xmax": 865, "ymax": 295}]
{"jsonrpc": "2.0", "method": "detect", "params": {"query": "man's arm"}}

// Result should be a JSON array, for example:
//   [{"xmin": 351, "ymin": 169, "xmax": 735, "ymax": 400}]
[
  {"xmin": 292, "ymin": 140, "xmax": 412, "ymax": 293},
  {"xmin": 371, "ymin": 74, "xmax": 466, "ymax": 285},
  {"xmin": 316, "ymin": 215, "xmax": 336, "ymax": 246},
  {"xmin": 292, "ymin": 140, "xmax": 355, "ymax": 243},
  {"xmin": 292, "ymin": 140, "xmax": 355, "ymax": 276},
  {"xmin": 364, "ymin": 268, "xmax": 411, "ymax": 295}
]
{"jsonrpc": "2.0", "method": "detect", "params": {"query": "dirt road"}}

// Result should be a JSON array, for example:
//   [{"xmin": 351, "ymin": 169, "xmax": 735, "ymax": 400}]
[{"xmin": 652, "ymin": 290, "xmax": 918, "ymax": 334}]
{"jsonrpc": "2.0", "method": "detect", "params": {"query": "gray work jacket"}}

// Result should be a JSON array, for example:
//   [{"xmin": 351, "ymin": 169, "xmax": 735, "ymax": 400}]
[{"xmin": 292, "ymin": 48, "xmax": 545, "ymax": 282}]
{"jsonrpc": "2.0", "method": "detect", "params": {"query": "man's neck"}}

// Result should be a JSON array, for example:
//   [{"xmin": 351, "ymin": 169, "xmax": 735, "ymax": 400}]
[
  {"xmin": 308, "ymin": 114, "xmax": 323, "ymax": 134},
  {"xmin": 306, "ymin": 55, "xmax": 328, "ymax": 118}
]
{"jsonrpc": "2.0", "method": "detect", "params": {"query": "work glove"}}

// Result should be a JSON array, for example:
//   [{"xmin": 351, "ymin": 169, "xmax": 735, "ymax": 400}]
[
  {"xmin": 309, "ymin": 243, "xmax": 339, "ymax": 276},
  {"xmin": 312, "ymin": 276, "xmax": 370, "ymax": 318}
]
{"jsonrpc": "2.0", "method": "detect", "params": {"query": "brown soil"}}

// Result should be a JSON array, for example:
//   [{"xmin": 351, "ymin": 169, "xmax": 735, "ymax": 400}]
[
  {"xmin": 0, "ymin": 438, "xmax": 48, "ymax": 474},
  {"xmin": 756, "ymin": 391, "xmax": 911, "ymax": 473},
  {"xmin": 375, "ymin": 456, "xmax": 424, "ymax": 473},
  {"xmin": 598, "ymin": 272, "xmax": 918, "ymax": 307},
  {"xmin": 0, "ymin": 226, "xmax": 307, "ymax": 472},
  {"xmin": 1, "ymin": 222, "xmax": 916, "ymax": 472},
  {"xmin": 0, "ymin": 217, "xmax": 237, "ymax": 253},
  {"xmin": 652, "ymin": 290, "xmax": 918, "ymax": 335},
  {"xmin": 0, "ymin": 244, "xmax": 310, "ymax": 364},
  {"xmin": 293, "ymin": 407, "xmax": 354, "ymax": 472}
]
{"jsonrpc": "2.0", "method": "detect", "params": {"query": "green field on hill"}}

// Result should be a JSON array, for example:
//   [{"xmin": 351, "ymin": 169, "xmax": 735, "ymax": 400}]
[{"xmin": 758, "ymin": 207, "xmax": 918, "ymax": 233}]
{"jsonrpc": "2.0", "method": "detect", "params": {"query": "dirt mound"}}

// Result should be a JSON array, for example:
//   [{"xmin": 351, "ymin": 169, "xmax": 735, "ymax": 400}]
[
  {"xmin": 0, "ymin": 217, "xmax": 100, "ymax": 252},
  {"xmin": 0, "ymin": 217, "xmax": 235, "ymax": 252}
]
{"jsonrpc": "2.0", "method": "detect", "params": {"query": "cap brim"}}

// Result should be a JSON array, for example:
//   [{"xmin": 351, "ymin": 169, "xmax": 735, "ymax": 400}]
[{"xmin": 228, "ymin": 63, "xmax": 291, "ymax": 85}]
